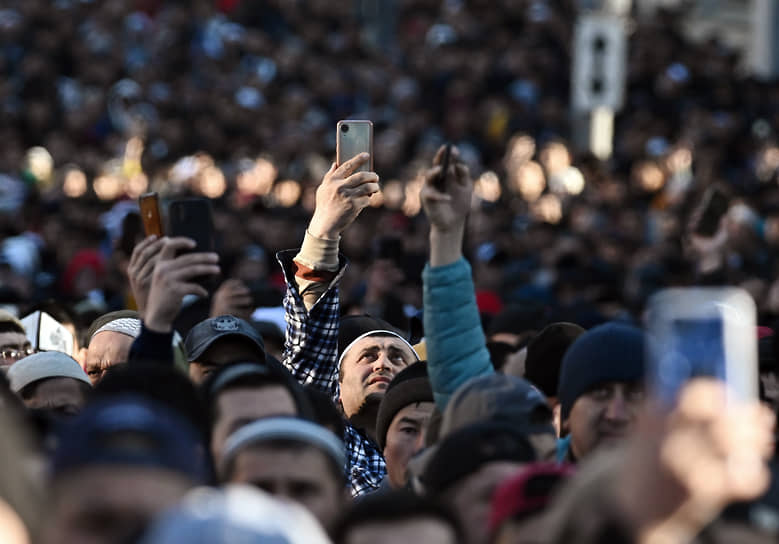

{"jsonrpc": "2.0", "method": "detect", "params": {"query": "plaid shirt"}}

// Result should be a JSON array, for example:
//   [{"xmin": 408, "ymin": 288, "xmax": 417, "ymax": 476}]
[{"xmin": 277, "ymin": 250, "xmax": 387, "ymax": 497}]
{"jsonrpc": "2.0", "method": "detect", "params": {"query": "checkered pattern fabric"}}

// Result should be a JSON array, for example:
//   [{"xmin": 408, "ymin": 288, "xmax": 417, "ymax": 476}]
[{"xmin": 277, "ymin": 250, "xmax": 386, "ymax": 497}]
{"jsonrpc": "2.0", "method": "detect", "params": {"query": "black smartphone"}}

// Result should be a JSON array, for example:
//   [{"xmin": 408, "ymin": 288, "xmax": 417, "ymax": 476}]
[
  {"xmin": 694, "ymin": 186, "xmax": 729, "ymax": 237},
  {"xmin": 433, "ymin": 143, "xmax": 452, "ymax": 191},
  {"xmin": 167, "ymin": 198, "xmax": 217, "ymax": 289}
]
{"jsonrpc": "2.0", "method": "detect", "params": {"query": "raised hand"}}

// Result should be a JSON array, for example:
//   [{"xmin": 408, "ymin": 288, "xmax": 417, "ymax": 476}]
[
  {"xmin": 210, "ymin": 278, "xmax": 253, "ymax": 320},
  {"xmin": 307, "ymin": 152, "xmax": 380, "ymax": 240},
  {"xmin": 127, "ymin": 235, "xmax": 166, "ymax": 317},
  {"xmin": 144, "ymin": 237, "xmax": 220, "ymax": 333}
]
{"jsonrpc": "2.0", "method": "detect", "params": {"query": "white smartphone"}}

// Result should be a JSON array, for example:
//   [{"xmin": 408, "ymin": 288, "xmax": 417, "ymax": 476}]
[
  {"xmin": 336, "ymin": 120, "xmax": 373, "ymax": 173},
  {"xmin": 646, "ymin": 287, "xmax": 757, "ymax": 404}
]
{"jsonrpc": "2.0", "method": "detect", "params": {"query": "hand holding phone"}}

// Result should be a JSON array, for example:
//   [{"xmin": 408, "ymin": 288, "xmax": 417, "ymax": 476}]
[
  {"xmin": 307, "ymin": 125, "xmax": 380, "ymax": 241},
  {"xmin": 432, "ymin": 143, "xmax": 452, "ymax": 192},
  {"xmin": 167, "ymin": 198, "xmax": 218, "ymax": 290},
  {"xmin": 646, "ymin": 287, "xmax": 758, "ymax": 406},
  {"xmin": 336, "ymin": 120, "xmax": 373, "ymax": 172}
]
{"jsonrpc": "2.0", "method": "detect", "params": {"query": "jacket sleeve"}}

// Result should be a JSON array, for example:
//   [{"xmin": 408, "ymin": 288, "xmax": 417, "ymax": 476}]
[
  {"xmin": 276, "ymin": 249, "xmax": 347, "ymax": 401},
  {"xmin": 422, "ymin": 257, "xmax": 494, "ymax": 410},
  {"xmin": 128, "ymin": 324, "xmax": 174, "ymax": 366}
]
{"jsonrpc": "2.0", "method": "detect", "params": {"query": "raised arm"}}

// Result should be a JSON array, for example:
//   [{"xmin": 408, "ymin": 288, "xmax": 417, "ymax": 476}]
[
  {"xmin": 420, "ymin": 146, "xmax": 493, "ymax": 410},
  {"xmin": 129, "ymin": 237, "xmax": 220, "ymax": 365},
  {"xmin": 279, "ymin": 153, "xmax": 380, "ymax": 398}
]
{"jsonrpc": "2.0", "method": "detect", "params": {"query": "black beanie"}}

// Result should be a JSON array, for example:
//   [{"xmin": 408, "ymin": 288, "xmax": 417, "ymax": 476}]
[
  {"xmin": 376, "ymin": 361, "xmax": 434, "ymax": 450},
  {"xmin": 558, "ymin": 322, "xmax": 645, "ymax": 422},
  {"xmin": 524, "ymin": 322, "xmax": 584, "ymax": 398},
  {"xmin": 422, "ymin": 422, "xmax": 537, "ymax": 495}
]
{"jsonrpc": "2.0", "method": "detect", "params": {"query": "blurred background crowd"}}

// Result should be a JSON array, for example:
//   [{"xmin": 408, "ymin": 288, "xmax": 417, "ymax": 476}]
[{"xmin": 0, "ymin": 0, "xmax": 778, "ymax": 342}]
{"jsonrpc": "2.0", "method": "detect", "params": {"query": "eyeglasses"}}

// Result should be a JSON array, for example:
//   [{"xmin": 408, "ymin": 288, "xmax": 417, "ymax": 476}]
[{"xmin": 0, "ymin": 348, "xmax": 36, "ymax": 361}]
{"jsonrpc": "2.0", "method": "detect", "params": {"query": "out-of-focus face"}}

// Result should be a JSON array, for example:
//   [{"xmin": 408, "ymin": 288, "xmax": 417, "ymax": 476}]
[
  {"xmin": 210, "ymin": 386, "xmax": 297, "ymax": 465},
  {"xmin": 448, "ymin": 461, "xmax": 526, "ymax": 544},
  {"xmin": 0, "ymin": 331, "xmax": 33, "ymax": 369},
  {"xmin": 189, "ymin": 337, "xmax": 264, "ymax": 384},
  {"xmin": 345, "ymin": 518, "xmax": 458, "ymax": 544},
  {"xmin": 566, "ymin": 381, "xmax": 645, "ymax": 460},
  {"xmin": 85, "ymin": 332, "xmax": 134, "ymax": 384},
  {"xmin": 22, "ymin": 377, "xmax": 89, "ymax": 416},
  {"xmin": 43, "ymin": 466, "xmax": 193, "ymax": 544},
  {"xmin": 384, "ymin": 401, "xmax": 434, "ymax": 489},
  {"xmin": 339, "ymin": 335, "xmax": 417, "ymax": 418},
  {"xmin": 228, "ymin": 444, "xmax": 346, "ymax": 531}
]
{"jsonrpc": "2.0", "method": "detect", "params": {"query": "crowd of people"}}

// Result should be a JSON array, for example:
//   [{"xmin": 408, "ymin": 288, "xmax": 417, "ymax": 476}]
[{"xmin": 1, "ymin": 0, "xmax": 779, "ymax": 543}]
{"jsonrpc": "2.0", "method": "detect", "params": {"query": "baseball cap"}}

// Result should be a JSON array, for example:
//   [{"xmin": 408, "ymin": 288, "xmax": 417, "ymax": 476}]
[
  {"xmin": 7, "ymin": 351, "xmax": 90, "ymax": 393},
  {"xmin": 440, "ymin": 373, "xmax": 555, "ymax": 439},
  {"xmin": 488, "ymin": 463, "xmax": 575, "ymax": 532},
  {"xmin": 185, "ymin": 315, "xmax": 265, "ymax": 363},
  {"xmin": 140, "ymin": 485, "xmax": 332, "ymax": 544},
  {"xmin": 51, "ymin": 395, "xmax": 209, "ymax": 483}
]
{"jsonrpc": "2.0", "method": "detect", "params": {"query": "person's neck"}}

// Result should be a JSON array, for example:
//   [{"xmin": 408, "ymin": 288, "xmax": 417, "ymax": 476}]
[{"xmin": 348, "ymin": 401, "xmax": 381, "ymax": 444}]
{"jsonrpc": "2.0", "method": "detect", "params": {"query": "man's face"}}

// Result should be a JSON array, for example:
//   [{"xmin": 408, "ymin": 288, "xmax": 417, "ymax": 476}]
[
  {"xmin": 210, "ymin": 386, "xmax": 297, "ymax": 464},
  {"xmin": 345, "ymin": 518, "xmax": 458, "ymax": 544},
  {"xmin": 448, "ymin": 461, "xmax": 526, "ymax": 544},
  {"xmin": 228, "ymin": 444, "xmax": 346, "ymax": 532},
  {"xmin": 384, "ymin": 401, "xmax": 434, "ymax": 489},
  {"xmin": 339, "ymin": 335, "xmax": 417, "ymax": 417},
  {"xmin": 190, "ymin": 337, "xmax": 264, "ymax": 384},
  {"xmin": 43, "ymin": 466, "xmax": 193, "ymax": 544},
  {"xmin": 566, "ymin": 381, "xmax": 645, "ymax": 459},
  {"xmin": 0, "ymin": 331, "xmax": 32, "ymax": 368},
  {"xmin": 85, "ymin": 332, "xmax": 134, "ymax": 384},
  {"xmin": 23, "ymin": 377, "xmax": 88, "ymax": 416}
]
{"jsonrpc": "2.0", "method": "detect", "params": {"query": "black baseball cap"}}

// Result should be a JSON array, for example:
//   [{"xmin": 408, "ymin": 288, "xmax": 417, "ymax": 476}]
[{"xmin": 184, "ymin": 315, "xmax": 265, "ymax": 363}]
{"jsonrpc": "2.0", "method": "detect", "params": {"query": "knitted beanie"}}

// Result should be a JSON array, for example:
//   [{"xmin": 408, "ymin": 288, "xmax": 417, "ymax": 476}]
[
  {"xmin": 375, "ymin": 361, "xmax": 433, "ymax": 450},
  {"xmin": 558, "ymin": 322, "xmax": 645, "ymax": 421}
]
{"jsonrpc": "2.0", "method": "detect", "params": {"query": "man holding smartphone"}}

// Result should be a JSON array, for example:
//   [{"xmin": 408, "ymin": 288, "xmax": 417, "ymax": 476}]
[{"xmin": 275, "ymin": 151, "xmax": 418, "ymax": 496}]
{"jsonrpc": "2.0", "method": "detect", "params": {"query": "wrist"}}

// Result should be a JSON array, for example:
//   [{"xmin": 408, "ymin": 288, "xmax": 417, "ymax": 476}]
[
  {"xmin": 144, "ymin": 313, "xmax": 173, "ymax": 334},
  {"xmin": 429, "ymin": 226, "xmax": 465, "ymax": 267},
  {"xmin": 307, "ymin": 217, "xmax": 340, "ymax": 241}
]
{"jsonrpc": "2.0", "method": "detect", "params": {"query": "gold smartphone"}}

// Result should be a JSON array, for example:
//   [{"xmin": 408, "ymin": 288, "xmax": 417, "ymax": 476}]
[
  {"xmin": 336, "ymin": 120, "xmax": 373, "ymax": 172},
  {"xmin": 139, "ymin": 192, "xmax": 163, "ymax": 237}
]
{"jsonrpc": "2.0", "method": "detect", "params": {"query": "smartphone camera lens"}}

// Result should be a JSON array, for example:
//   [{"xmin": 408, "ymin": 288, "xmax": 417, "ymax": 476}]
[{"xmin": 341, "ymin": 124, "xmax": 349, "ymax": 133}]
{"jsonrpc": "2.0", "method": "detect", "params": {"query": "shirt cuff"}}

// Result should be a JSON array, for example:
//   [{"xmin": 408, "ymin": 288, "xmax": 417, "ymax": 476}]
[{"xmin": 294, "ymin": 230, "xmax": 340, "ymax": 272}]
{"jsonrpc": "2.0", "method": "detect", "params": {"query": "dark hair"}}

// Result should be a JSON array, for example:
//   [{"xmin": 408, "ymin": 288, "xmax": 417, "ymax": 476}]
[
  {"xmin": 333, "ymin": 490, "xmax": 463, "ymax": 544},
  {"xmin": 304, "ymin": 386, "xmax": 346, "ymax": 439},
  {"xmin": 0, "ymin": 321, "xmax": 25, "ymax": 335},
  {"xmin": 22, "ymin": 301, "xmax": 75, "ymax": 327},
  {"xmin": 200, "ymin": 361, "xmax": 314, "ymax": 428},
  {"xmin": 487, "ymin": 341, "xmax": 517, "ymax": 371},
  {"xmin": 93, "ymin": 363, "xmax": 209, "ymax": 445}
]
